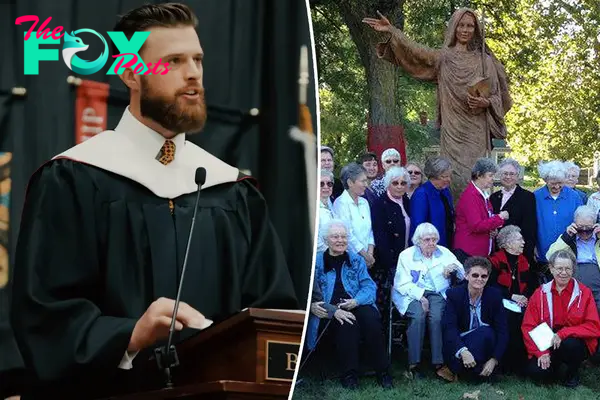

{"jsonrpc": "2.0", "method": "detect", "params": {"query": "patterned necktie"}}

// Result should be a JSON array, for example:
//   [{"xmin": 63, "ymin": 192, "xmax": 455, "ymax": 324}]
[
  {"xmin": 158, "ymin": 140, "xmax": 176, "ymax": 165},
  {"xmin": 157, "ymin": 140, "xmax": 176, "ymax": 214}
]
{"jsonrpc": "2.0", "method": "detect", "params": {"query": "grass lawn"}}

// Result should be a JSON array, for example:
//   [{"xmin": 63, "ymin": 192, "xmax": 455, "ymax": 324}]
[{"xmin": 293, "ymin": 362, "xmax": 600, "ymax": 399}]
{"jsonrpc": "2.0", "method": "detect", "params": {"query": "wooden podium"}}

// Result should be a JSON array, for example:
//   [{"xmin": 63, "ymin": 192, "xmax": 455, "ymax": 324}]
[{"xmin": 105, "ymin": 308, "xmax": 305, "ymax": 400}]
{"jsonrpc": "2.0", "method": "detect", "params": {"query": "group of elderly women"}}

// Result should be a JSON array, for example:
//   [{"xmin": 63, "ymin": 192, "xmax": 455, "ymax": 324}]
[{"xmin": 308, "ymin": 150, "xmax": 600, "ymax": 390}]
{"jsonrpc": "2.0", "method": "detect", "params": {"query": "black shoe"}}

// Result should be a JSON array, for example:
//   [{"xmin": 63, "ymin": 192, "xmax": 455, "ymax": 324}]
[
  {"xmin": 340, "ymin": 372, "xmax": 359, "ymax": 390},
  {"xmin": 483, "ymin": 373, "xmax": 500, "ymax": 384},
  {"xmin": 377, "ymin": 372, "xmax": 393, "ymax": 389},
  {"xmin": 563, "ymin": 374, "xmax": 580, "ymax": 388},
  {"xmin": 405, "ymin": 365, "xmax": 425, "ymax": 380}
]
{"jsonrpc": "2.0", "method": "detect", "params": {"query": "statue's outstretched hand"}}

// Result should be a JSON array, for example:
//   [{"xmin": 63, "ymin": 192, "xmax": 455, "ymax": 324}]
[{"xmin": 362, "ymin": 11, "xmax": 392, "ymax": 33}]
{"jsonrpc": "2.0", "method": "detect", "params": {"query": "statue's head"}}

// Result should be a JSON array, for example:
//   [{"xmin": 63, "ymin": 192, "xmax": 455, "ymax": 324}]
[
  {"xmin": 445, "ymin": 8, "xmax": 483, "ymax": 51},
  {"xmin": 455, "ymin": 12, "xmax": 476, "ymax": 46}
]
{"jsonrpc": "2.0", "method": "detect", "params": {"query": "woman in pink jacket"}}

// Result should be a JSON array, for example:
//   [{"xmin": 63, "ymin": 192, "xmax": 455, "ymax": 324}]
[{"xmin": 454, "ymin": 158, "xmax": 509, "ymax": 260}]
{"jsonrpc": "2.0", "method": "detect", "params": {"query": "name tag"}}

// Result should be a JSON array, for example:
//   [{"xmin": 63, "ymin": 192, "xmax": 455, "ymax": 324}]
[{"xmin": 265, "ymin": 340, "xmax": 300, "ymax": 382}]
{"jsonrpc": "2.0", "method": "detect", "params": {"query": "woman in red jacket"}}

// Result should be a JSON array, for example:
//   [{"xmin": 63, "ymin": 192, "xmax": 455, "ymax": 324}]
[
  {"xmin": 521, "ymin": 249, "xmax": 600, "ymax": 388},
  {"xmin": 454, "ymin": 158, "xmax": 509, "ymax": 262}
]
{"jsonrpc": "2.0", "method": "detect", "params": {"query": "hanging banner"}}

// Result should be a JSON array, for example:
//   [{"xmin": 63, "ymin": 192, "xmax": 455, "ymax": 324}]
[
  {"xmin": 0, "ymin": 152, "xmax": 11, "ymax": 289},
  {"xmin": 75, "ymin": 80, "xmax": 109, "ymax": 144},
  {"xmin": 367, "ymin": 123, "xmax": 407, "ymax": 171}
]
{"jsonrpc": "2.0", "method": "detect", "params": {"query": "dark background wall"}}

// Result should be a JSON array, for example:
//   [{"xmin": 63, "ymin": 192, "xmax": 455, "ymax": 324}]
[{"xmin": 0, "ymin": 0, "xmax": 317, "ymax": 387}]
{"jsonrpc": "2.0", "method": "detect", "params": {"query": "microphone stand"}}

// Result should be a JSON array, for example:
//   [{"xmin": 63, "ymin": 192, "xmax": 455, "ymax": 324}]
[{"xmin": 155, "ymin": 167, "xmax": 206, "ymax": 388}]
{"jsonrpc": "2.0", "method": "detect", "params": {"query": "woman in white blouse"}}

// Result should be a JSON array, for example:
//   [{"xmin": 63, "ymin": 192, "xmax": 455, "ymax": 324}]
[
  {"xmin": 317, "ymin": 170, "xmax": 336, "ymax": 252},
  {"xmin": 392, "ymin": 222, "xmax": 465, "ymax": 379},
  {"xmin": 333, "ymin": 163, "xmax": 375, "ymax": 267}
]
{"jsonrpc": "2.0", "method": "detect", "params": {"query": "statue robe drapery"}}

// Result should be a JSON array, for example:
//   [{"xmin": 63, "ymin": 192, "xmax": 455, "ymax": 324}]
[{"xmin": 376, "ymin": 8, "xmax": 512, "ymax": 196}]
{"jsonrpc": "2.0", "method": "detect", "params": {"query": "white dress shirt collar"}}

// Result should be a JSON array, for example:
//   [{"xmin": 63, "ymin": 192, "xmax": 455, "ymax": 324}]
[
  {"xmin": 114, "ymin": 107, "xmax": 187, "ymax": 161},
  {"xmin": 472, "ymin": 181, "xmax": 490, "ymax": 200}
]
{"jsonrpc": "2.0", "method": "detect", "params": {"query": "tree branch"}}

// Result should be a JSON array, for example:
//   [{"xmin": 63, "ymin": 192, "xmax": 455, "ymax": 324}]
[
  {"xmin": 313, "ymin": 6, "xmax": 346, "ymax": 36},
  {"xmin": 553, "ymin": 0, "xmax": 585, "ymax": 25}
]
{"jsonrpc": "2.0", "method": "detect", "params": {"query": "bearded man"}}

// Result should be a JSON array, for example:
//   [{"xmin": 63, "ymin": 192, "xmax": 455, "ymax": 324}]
[{"xmin": 10, "ymin": 3, "xmax": 298, "ymax": 399}]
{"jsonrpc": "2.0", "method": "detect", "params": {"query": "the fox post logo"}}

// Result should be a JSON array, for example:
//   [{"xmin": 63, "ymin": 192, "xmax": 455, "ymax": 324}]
[{"xmin": 16, "ymin": 15, "xmax": 171, "ymax": 76}]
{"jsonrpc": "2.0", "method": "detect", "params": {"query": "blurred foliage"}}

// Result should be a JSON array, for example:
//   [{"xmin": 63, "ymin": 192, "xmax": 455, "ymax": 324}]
[
  {"xmin": 487, "ymin": 0, "xmax": 600, "ymax": 166},
  {"xmin": 311, "ymin": 0, "xmax": 600, "ymax": 168}
]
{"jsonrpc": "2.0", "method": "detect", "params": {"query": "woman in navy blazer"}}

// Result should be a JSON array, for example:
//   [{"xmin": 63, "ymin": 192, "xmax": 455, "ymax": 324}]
[
  {"xmin": 442, "ymin": 257, "xmax": 508, "ymax": 381},
  {"xmin": 372, "ymin": 167, "xmax": 411, "ymax": 319}
]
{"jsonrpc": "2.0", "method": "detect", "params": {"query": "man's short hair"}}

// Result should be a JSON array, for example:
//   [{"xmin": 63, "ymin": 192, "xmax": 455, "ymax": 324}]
[
  {"xmin": 358, "ymin": 152, "xmax": 377, "ymax": 164},
  {"xmin": 112, "ymin": 3, "xmax": 198, "ymax": 56}
]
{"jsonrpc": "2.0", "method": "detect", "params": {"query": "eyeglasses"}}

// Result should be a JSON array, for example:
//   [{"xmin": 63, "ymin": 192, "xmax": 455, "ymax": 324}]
[
  {"xmin": 329, "ymin": 234, "xmax": 347, "ymax": 240},
  {"xmin": 577, "ymin": 227, "xmax": 594, "ymax": 234},
  {"xmin": 385, "ymin": 159, "xmax": 400, "ymax": 164},
  {"xmin": 501, "ymin": 172, "xmax": 517, "ymax": 177},
  {"xmin": 408, "ymin": 170, "xmax": 422, "ymax": 175},
  {"xmin": 320, "ymin": 181, "xmax": 334, "ymax": 188},
  {"xmin": 470, "ymin": 273, "xmax": 489, "ymax": 279},
  {"xmin": 391, "ymin": 181, "xmax": 407, "ymax": 187},
  {"xmin": 552, "ymin": 267, "xmax": 572, "ymax": 273}
]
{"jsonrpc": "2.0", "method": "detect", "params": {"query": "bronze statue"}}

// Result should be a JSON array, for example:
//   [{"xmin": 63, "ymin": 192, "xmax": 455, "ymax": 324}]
[{"xmin": 363, "ymin": 8, "xmax": 512, "ymax": 196}]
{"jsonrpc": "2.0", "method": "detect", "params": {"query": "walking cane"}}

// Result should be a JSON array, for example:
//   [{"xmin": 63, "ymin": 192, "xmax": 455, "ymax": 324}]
[
  {"xmin": 298, "ymin": 318, "xmax": 333, "ymax": 374},
  {"xmin": 388, "ymin": 284, "xmax": 394, "ymax": 359}
]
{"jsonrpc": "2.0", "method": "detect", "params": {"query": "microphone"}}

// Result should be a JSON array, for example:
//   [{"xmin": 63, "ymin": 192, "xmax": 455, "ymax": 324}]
[{"xmin": 155, "ymin": 167, "xmax": 207, "ymax": 388}]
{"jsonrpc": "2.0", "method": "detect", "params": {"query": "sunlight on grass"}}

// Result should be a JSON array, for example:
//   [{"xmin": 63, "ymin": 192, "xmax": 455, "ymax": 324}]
[{"xmin": 293, "ymin": 365, "xmax": 600, "ymax": 399}]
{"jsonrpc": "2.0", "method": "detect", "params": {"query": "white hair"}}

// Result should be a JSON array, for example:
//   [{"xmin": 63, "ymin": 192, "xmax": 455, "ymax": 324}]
[
  {"xmin": 412, "ymin": 223, "xmax": 440, "ymax": 246},
  {"xmin": 424, "ymin": 156, "xmax": 452, "ymax": 179},
  {"xmin": 320, "ymin": 169, "xmax": 334, "ymax": 181},
  {"xmin": 319, "ymin": 219, "xmax": 349, "ymax": 241},
  {"xmin": 383, "ymin": 166, "xmax": 411, "ymax": 190},
  {"xmin": 320, "ymin": 146, "xmax": 334, "ymax": 157},
  {"xmin": 381, "ymin": 148, "xmax": 400, "ymax": 163},
  {"xmin": 498, "ymin": 158, "xmax": 523, "ymax": 178},
  {"xmin": 574, "ymin": 205, "xmax": 596, "ymax": 223},
  {"xmin": 563, "ymin": 161, "xmax": 580, "ymax": 175},
  {"xmin": 538, "ymin": 160, "xmax": 567, "ymax": 182},
  {"xmin": 340, "ymin": 163, "xmax": 367, "ymax": 190},
  {"xmin": 496, "ymin": 225, "xmax": 522, "ymax": 249},
  {"xmin": 471, "ymin": 158, "xmax": 497, "ymax": 180}
]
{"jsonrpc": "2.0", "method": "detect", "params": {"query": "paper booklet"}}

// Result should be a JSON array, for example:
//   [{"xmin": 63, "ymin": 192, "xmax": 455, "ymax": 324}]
[
  {"xmin": 528, "ymin": 322, "xmax": 554, "ymax": 352},
  {"xmin": 502, "ymin": 299, "xmax": 522, "ymax": 313}
]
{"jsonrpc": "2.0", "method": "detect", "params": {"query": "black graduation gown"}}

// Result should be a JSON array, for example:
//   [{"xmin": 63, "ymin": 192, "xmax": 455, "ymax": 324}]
[
  {"xmin": 0, "ymin": 302, "xmax": 25, "ymax": 398},
  {"xmin": 10, "ymin": 159, "xmax": 299, "ymax": 399}
]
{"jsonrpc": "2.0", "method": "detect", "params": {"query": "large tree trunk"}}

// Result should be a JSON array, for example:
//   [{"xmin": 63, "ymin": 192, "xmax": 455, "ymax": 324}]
[{"xmin": 338, "ymin": 0, "xmax": 407, "ymax": 163}]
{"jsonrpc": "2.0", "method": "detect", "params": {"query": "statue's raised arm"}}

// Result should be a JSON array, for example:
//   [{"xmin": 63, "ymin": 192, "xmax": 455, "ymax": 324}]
[{"xmin": 363, "ymin": 11, "xmax": 440, "ymax": 81}]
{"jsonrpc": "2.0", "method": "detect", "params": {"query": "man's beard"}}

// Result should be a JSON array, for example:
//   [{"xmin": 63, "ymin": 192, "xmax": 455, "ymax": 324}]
[{"xmin": 139, "ymin": 79, "xmax": 207, "ymax": 134}]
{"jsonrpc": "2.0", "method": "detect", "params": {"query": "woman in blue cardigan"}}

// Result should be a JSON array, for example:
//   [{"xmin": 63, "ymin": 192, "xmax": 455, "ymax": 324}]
[
  {"xmin": 306, "ymin": 219, "xmax": 392, "ymax": 390},
  {"xmin": 409, "ymin": 156, "xmax": 455, "ymax": 248}
]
